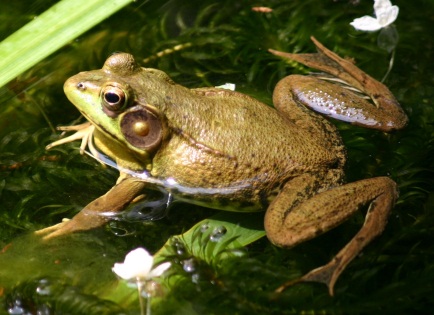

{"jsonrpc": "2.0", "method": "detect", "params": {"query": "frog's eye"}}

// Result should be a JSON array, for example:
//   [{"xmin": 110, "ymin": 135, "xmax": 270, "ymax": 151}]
[
  {"xmin": 101, "ymin": 84, "xmax": 128, "ymax": 115},
  {"xmin": 120, "ymin": 106, "xmax": 163, "ymax": 152}
]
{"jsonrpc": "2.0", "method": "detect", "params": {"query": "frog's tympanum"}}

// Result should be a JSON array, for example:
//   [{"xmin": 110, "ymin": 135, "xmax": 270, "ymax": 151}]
[{"xmin": 38, "ymin": 37, "xmax": 407, "ymax": 295}]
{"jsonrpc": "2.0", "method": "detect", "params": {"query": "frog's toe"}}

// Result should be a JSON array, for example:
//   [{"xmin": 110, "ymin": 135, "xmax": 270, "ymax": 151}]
[
  {"xmin": 275, "ymin": 260, "xmax": 339, "ymax": 296},
  {"xmin": 35, "ymin": 218, "xmax": 90, "ymax": 240},
  {"xmin": 34, "ymin": 219, "xmax": 71, "ymax": 240}
]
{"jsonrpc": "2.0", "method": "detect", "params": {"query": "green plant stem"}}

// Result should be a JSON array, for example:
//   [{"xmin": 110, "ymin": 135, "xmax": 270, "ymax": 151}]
[
  {"xmin": 381, "ymin": 49, "xmax": 395, "ymax": 83},
  {"xmin": 146, "ymin": 294, "xmax": 152, "ymax": 315},
  {"xmin": 137, "ymin": 280, "xmax": 145, "ymax": 315}
]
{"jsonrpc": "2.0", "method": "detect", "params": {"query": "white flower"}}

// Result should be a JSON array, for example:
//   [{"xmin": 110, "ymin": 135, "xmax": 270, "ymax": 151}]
[
  {"xmin": 112, "ymin": 247, "xmax": 171, "ymax": 281},
  {"xmin": 350, "ymin": 0, "xmax": 399, "ymax": 32},
  {"xmin": 215, "ymin": 83, "xmax": 236, "ymax": 91}
]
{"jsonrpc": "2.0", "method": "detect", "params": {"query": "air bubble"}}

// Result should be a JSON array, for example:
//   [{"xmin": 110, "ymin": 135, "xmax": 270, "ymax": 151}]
[
  {"xmin": 36, "ymin": 279, "xmax": 51, "ymax": 296},
  {"xmin": 210, "ymin": 226, "xmax": 227, "ymax": 242},
  {"xmin": 200, "ymin": 223, "xmax": 210, "ymax": 233},
  {"xmin": 182, "ymin": 258, "xmax": 197, "ymax": 273}
]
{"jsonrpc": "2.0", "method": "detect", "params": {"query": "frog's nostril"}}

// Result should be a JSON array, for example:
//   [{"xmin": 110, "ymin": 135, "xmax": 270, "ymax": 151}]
[{"xmin": 77, "ymin": 82, "xmax": 86, "ymax": 90}]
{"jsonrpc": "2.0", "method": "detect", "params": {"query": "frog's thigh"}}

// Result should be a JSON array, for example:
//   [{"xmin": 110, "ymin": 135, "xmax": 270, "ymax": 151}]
[
  {"xmin": 37, "ymin": 177, "xmax": 148, "ymax": 240},
  {"xmin": 279, "ymin": 75, "xmax": 391, "ymax": 129},
  {"xmin": 265, "ymin": 175, "xmax": 397, "ymax": 295}
]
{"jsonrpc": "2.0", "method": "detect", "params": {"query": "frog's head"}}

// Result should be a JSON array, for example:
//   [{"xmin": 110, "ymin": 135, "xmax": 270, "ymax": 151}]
[{"xmin": 63, "ymin": 53, "xmax": 171, "ymax": 168}]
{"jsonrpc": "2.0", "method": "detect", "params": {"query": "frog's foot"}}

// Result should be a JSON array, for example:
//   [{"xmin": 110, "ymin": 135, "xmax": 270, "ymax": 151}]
[
  {"xmin": 35, "ymin": 219, "xmax": 71, "ymax": 237},
  {"xmin": 35, "ymin": 210, "xmax": 110, "ymax": 240},
  {"xmin": 275, "ymin": 250, "xmax": 353, "ymax": 296},
  {"xmin": 265, "ymin": 174, "xmax": 397, "ymax": 296},
  {"xmin": 34, "ymin": 218, "xmax": 87, "ymax": 240},
  {"xmin": 46, "ymin": 122, "xmax": 94, "ymax": 154},
  {"xmin": 46, "ymin": 122, "xmax": 109, "ymax": 165},
  {"xmin": 35, "ymin": 177, "xmax": 149, "ymax": 240}
]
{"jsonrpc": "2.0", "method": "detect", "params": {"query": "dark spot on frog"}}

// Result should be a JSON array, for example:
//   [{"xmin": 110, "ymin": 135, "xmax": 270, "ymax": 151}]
[
  {"xmin": 217, "ymin": 198, "xmax": 230, "ymax": 208},
  {"xmin": 260, "ymin": 191, "xmax": 271, "ymax": 208},
  {"xmin": 360, "ymin": 73, "xmax": 368, "ymax": 85},
  {"xmin": 332, "ymin": 256, "xmax": 342, "ymax": 265},
  {"xmin": 314, "ymin": 228, "xmax": 324, "ymax": 236},
  {"xmin": 240, "ymin": 200, "xmax": 257, "ymax": 209},
  {"xmin": 356, "ymin": 236, "xmax": 365, "ymax": 242}
]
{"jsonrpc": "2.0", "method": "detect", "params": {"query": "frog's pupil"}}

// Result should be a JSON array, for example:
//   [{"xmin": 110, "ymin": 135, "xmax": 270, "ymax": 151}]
[{"xmin": 105, "ymin": 92, "xmax": 120, "ymax": 104}]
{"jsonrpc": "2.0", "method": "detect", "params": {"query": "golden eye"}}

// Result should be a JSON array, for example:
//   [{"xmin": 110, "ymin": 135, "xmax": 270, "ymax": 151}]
[{"xmin": 101, "ymin": 85, "xmax": 128, "ymax": 113}]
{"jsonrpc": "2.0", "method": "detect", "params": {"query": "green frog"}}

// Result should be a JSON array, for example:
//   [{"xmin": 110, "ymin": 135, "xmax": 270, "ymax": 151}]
[{"xmin": 38, "ymin": 37, "xmax": 407, "ymax": 295}]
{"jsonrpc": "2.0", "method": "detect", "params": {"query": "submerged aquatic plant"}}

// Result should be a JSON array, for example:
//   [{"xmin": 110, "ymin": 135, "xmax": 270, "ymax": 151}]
[{"xmin": 112, "ymin": 248, "xmax": 171, "ymax": 315}]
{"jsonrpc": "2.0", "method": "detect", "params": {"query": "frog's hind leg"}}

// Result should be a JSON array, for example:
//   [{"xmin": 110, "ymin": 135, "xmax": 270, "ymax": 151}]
[
  {"xmin": 264, "ymin": 174, "xmax": 397, "ymax": 295},
  {"xmin": 269, "ymin": 36, "xmax": 407, "ymax": 132}
]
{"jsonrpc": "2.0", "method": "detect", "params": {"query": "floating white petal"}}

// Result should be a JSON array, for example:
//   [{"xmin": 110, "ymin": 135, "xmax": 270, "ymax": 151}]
[
  {"xmin": 215, "ymin": 83, "xmax": 236, "ymax": 91},
  {"xmin": 376, "ymin": 5, "xmax": 399, "ymax": 27},
  {"xmin": 148, "ymin": 262, "xmax": 172, "ymax": 278},
  {"xmin": 350, "ymin": 0, "xmax": 399, "ymax": 32},
  {"xmin": 350, "ymin": 16, "xmax": 383, "ymax": 31},
  {"xmin": 112, "ymin": 247, "xmax": 170, "ymax": 281}
]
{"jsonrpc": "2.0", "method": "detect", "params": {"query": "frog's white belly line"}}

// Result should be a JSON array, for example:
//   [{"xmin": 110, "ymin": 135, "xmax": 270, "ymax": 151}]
[{"xmin": 85, "ymin": 146, "xmax": 264, "ymax": 212}]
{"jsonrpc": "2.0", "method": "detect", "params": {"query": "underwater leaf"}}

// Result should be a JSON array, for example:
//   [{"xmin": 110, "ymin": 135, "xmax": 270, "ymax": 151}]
[{"xmin": 153, "ymin": 212, "xmax": 266, "ymax": 265}]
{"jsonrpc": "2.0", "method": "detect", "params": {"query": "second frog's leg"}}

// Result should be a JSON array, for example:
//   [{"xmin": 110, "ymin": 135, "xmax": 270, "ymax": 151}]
[{"xmin": 264, "ymin": 174, "xmax": 397, "ymax": 295}]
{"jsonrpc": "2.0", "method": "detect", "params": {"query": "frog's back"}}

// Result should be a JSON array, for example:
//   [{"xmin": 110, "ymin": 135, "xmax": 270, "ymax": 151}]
[{"xmin": 152, "ymin": 85, "xmax": 345, "ymax": 191}]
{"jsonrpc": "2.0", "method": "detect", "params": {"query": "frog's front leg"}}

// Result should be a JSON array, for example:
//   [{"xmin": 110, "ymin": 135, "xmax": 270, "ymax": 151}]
[
  {"xmin": 264, "ymin": 174, "xmax": 397, "ymax": 295},
  {"xmin": 36, "ymin": 177, "xmax": 148, "ymax": 240}
]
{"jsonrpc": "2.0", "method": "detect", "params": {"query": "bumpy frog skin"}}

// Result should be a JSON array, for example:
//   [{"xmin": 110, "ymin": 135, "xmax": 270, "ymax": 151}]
[{"xmin": 37, "ymin": 37, "xmax": 407, "ymax": 295}]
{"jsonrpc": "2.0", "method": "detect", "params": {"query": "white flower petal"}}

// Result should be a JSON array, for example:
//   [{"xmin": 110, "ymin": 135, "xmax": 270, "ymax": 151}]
[
  {"xmin": 112, "ymin": 262, "xmax": 136, "ymax": 280},
  {"xmin": 124, "ymin": 248, "xmax": 154, "ymax": 277},
  {"xmin": 350, "ymin": 16, "xmax": 383, "ymax": 31},
  {"xmin": 377, "ymin": 6, "xmax": 399, "ymax": 27},
  {"xmin": 374, "ymin": 0, "xmax": 393, "ymax": 16},
  {"xmin": 148, "ymin": 262, "xmax": 171, "ymax": 279},
  {"xmin": 215, "ymin": 83, "xmax": 236, "ymax": 91},
  {"xmin": 112, "ymin": 248, "xmax": 154, "ymax": 280}
]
